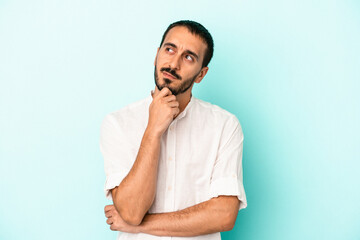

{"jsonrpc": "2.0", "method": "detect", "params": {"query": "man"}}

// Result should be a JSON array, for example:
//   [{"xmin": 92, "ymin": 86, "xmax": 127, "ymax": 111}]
[{"xmin": 100, "ymin": 20, "xmax": 247, "ymax": 240}]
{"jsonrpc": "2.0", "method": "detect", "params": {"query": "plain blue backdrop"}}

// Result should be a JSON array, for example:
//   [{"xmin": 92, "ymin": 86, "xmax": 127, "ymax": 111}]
[{"xmin": 0, "ymin": 0, "xmax": 359, "ymax": 239}]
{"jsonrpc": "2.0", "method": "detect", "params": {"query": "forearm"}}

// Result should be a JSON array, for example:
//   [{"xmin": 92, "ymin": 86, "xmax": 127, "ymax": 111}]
[
  {"xmin": 113, "ymin": 126, "xmax": 161, "ymax": 225},
  {"xmin": 136, "ymin": 196, "xmax": 238, "ymax": 237}
]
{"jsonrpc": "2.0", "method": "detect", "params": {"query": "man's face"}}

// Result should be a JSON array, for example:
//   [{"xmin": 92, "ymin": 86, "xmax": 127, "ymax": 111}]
[{"xmin": 154, "ymin": 26, "xmax": 208, "ymax": 96}]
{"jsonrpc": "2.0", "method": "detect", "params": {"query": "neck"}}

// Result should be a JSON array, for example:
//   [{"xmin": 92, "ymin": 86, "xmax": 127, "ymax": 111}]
[{"xmin": 175, "ymin": 90, "xmax": 192, "ymax": 113}]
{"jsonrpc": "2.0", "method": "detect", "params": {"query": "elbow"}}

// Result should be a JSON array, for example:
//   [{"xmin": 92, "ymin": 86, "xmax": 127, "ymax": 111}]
[
  {"xmin": 112, "ymin": 189, "xmax": 145, "ymax": 226},
  {"xmin": 117, "ymin": 207, "xmax": 145, "ymax": 226},
  {"xmin": 211, "ymin": 195, "xmax": 240, "ymax": 232},
  {"xmin": 221, "ymin": 211, "xmax": 238, "ymax": 232},
  {"xmin": 222, "ymin": 219, "xmax": 236, "ymax": 232},
  {"xmin": 121, "ymin": 212, "xmax": 143, "ymax": 226}
]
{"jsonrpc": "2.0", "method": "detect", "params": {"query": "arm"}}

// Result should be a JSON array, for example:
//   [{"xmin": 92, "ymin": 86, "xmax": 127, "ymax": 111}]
[
  {"xmin": 105, "ymin": 195, "xmax": 240, "ymax": 237},
  {"xmin": 111, "ymin": 129, "xmax": 160, "ymax": 226},
  {"xmin": 111, "ymin": 87, "xmax": 179, "ymax": 226},
  {"xmin": 139, "ymin": 195, "xmax": 240, "ymax": 236}
]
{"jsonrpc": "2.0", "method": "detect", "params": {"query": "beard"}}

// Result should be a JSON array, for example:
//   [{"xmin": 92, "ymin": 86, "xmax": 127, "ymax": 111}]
[{"xmin": 154, "ymin": 65, "xmax": 199, "ymax": 96}]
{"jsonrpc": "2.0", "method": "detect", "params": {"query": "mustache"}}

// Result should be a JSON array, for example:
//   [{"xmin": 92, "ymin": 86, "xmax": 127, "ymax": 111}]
[{"xmin": 160, "ymin": 67, "xmax": 181, "ymax": 80}]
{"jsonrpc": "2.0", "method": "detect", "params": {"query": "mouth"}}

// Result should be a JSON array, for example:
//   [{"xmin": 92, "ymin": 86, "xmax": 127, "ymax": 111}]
[{"xmin": 162, "ymin": 71, "xmax": 177, "ymax": 80}]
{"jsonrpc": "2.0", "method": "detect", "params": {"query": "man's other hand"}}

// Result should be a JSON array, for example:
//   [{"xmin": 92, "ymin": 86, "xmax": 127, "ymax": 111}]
[{"xmin": 104, "ymin": 204, "xmax": 141, "ymax": 233}]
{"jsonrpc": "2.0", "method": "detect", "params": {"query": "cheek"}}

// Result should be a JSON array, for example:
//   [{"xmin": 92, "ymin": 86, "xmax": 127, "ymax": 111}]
[
  {"xmin": 158, "ymin": 53, "xmax": 175, "ymax": 64},
  {"xmin": 156, "ymin": 59, "xmax": 166, "ymax": 69},
  {"xmin": 183, "ymin": 67, "xmax": 198, "ymax": 78}
]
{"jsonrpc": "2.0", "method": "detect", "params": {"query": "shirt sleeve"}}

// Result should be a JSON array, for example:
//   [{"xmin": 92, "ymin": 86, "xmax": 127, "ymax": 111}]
[
  {"xmin": 209, "ymin": 115, "xmax": 247, "ymax": 210},
  {"xmin": 100, "ymin": 113, "xmax": 133, "ymax": 201}
]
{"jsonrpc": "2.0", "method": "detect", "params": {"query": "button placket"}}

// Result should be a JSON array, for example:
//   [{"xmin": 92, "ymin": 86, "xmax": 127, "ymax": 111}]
[
  {"xmin": 171, "ymin": 122, "xmax": 176, "ymax": 211},
  {"xmin": 165, "ymin": 121, "xmax": 176, "ymax": 211}
]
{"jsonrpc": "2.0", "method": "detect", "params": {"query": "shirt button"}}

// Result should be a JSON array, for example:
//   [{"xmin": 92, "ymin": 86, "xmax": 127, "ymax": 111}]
[
  {"xmin": 169, "ymin": 126, "xmax": 174, "ymax": 131},
  {"xmin": 167, "ymin": 186, "xmax": 172, "ymax": 191},
  {"xmin": 168, "ymin": 156, "xmax": 172, "ymax": 161}
]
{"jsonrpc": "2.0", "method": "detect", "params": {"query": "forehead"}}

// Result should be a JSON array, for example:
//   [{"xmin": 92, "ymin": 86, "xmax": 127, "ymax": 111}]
[{"xmin": 162, "ymin": 26, "xmax": 207, "ymax": 59}]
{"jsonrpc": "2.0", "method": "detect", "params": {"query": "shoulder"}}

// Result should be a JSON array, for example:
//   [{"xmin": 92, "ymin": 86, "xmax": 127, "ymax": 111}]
[
  {"xmin": 194, "ymin": 98, "xmax": 244, "ymax": 151},
  {"xmin": 192, "ymin": 97, "xmax": 242, "ymax": 128}
]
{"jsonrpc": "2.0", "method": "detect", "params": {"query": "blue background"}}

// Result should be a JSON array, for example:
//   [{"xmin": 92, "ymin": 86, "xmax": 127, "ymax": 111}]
[{"xmin": 0, "ymin": 0, "xmax": 359, "ymax": 239}]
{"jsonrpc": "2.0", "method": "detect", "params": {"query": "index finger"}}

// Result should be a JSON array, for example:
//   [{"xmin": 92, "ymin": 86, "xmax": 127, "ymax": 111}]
[
  {"xmin": 104, "ymin": 205, "xmax": 113, "ymax": 213},
  {"xmin": 157, "ymin": 87, "xmax": 173, "ymax": 98}
]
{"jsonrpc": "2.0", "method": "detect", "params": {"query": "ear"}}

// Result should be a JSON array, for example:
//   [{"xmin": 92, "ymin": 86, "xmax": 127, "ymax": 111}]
[
  {"xmin": 154, "ymin": 47, "xmax": 160, "ymax": 66},
  {"xmin": 194, "ymin": 67, "xmax": 209, "ymax": 84}
]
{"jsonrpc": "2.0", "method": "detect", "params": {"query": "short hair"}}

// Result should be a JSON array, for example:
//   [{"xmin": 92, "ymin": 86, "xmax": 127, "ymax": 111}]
[{"xmin": 159, "ymin": 20, "xmax": 214, "ymax": 68}]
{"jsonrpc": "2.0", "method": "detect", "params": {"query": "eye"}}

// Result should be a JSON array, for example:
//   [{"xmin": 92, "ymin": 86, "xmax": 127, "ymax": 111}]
[
  {"xmin": 185, "ymin": 55, "xmax": 193, "ymax": 61},
  {"xmin": 166, "ymin": 47, "xmax": 174, "ymax": 53}
]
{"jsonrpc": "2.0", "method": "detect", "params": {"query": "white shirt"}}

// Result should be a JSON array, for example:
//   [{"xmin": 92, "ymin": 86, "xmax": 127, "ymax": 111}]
[{"xmin": 100, "ymin": 92, "xmax": 247, "ymax": 240}]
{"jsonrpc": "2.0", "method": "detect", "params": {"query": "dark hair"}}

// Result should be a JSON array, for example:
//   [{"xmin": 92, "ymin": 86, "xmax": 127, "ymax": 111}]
[{"xmin": 159, "ymin": 20, "xmax": 214, "ymax": 68}]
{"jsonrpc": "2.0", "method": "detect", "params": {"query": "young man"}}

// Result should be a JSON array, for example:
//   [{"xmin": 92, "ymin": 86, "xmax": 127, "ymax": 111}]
[{"xmin": 100, "ymin": 20, "xmax": 247, "ymax": 239}]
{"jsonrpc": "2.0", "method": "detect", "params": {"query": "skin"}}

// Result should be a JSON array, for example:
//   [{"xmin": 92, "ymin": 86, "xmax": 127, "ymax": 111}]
[
  {"xmin": 104, "ymin": 195, "xmax": 240, "ymax": 236},
  {"xmin": 105, "ymin": 26, "xmax": 240, "ymax": 236},
  {"xmin": 152, "ymin": 25, "xmax": 209, "ymax": 113}
]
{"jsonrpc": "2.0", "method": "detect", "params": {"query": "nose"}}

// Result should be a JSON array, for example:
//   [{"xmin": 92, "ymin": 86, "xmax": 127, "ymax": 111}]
[{"xmin": 168, "ymin": 53, "xmax": 181, "ymax": 70}]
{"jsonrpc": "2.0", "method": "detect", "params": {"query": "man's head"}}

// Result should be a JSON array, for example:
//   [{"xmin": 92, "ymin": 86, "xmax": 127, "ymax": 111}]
[
  {"xmin": 154, "ymin": 20, "xmax": 214, "ymax": 96},
  {"xmin": 159, "ymin": 20, "xmax": 214, "ymax": 68}
]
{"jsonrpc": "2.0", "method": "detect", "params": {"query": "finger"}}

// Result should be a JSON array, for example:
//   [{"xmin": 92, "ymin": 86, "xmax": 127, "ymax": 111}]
[
  {"xmin": 105, "ymin": 212, "xmax": 112, "ymax": 218},
  {"xmin": 168, "ymin": 101, "xmax": 179, "ymax": 108},
  {"xmin": 157, "ymin": 87, "xmax": 172, "ymax": 98},
  {"xmin": 106, "ymin": 218, "xmax": 113, "ymax": 225},
  {"xmin": 104, "ymin": 205, "xmax": 112, "ymax": 213},
  {"xmin": 162, "ymin": 95, "xmax": 176, "ymax": 102},
  {"xmin": 172, "ymin": 108, "xmax": 180, "ymax": 118},
  {"xmin": 105, "ymin": 207, "xmax": 113, "ymax": 213}
]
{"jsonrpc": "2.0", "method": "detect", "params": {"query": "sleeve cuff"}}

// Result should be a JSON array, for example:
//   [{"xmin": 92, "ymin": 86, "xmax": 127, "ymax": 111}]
[
  {"xmin": 104, "ymin": 170, "xmax": 129, "ymax": 200},
  {"xmin": 209, "ymin": 177, "xmax": 247, "ymax": 210}
]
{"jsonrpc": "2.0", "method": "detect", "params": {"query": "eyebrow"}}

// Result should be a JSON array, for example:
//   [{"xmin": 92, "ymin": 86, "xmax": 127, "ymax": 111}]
[{"xmin": 163, "ymin": 42, "xmax": 199, "ymax": 61}]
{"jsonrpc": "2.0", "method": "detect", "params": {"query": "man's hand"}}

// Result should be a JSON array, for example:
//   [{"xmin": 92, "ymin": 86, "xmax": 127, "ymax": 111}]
[
  {"xmin": 104, "ymin": 205, "xmax": 140, "ymax": 233},
  {"xmin": 147, "ymin": 87, "xmax": 179, "ymax": 137}
]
